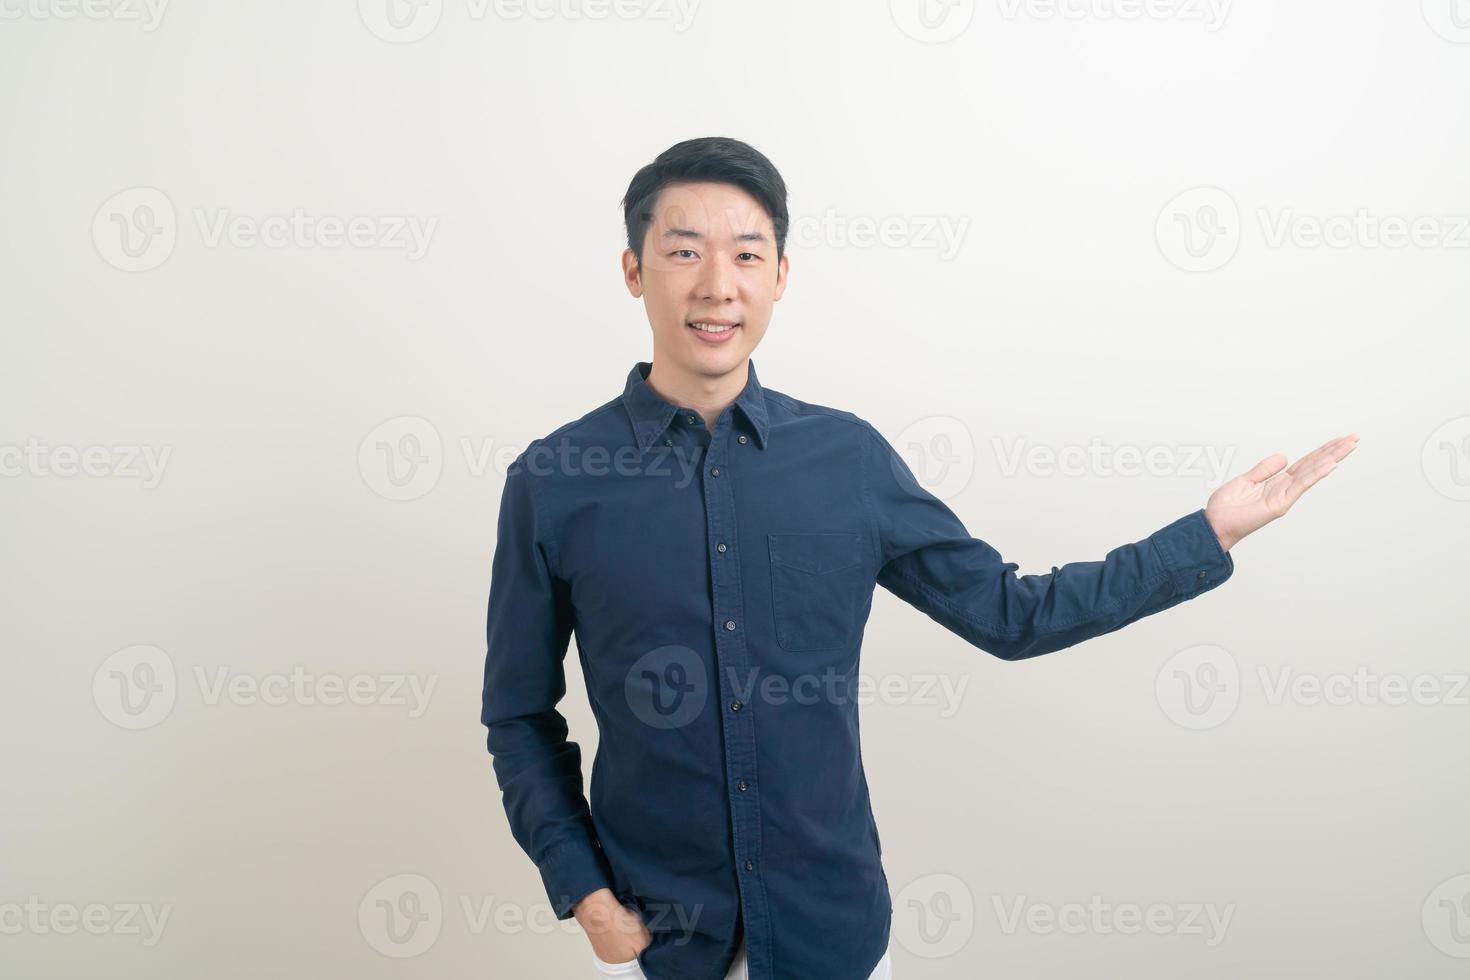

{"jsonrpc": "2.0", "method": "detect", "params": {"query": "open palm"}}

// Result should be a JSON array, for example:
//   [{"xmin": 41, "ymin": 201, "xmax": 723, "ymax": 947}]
[{"xmin": 1205, "ymin": 434, "xmax": 1360, "ymax": 551}]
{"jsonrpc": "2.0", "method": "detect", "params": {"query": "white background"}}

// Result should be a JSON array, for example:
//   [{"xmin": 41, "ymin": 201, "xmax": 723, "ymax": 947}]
[{"xmin": 3, "ymin": 0, "xmax": 1469, "ymax": 976}]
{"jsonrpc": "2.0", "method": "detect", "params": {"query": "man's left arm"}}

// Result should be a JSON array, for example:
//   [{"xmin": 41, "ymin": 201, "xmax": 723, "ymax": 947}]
[{"xmin": 860, "ymin": 422, "xmax": 1357, "ymax": 662}]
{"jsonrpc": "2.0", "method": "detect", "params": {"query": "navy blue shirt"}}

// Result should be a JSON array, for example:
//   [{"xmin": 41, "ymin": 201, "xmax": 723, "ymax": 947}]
[{"xmin": 482, "ymin": 358, "xmax": 1234, "ymax": 980}]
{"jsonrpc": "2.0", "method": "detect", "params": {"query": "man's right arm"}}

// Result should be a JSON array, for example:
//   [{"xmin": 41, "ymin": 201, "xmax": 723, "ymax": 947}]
[{"xmin": 482, "ymin": 449, "xmax": 613, "ymax": 920}]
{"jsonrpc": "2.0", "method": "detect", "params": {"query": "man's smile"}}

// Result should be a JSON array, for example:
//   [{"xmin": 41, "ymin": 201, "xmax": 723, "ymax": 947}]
[{"xmin": 687, "ymin": 319, "xmax": 741, "ymax": 342}]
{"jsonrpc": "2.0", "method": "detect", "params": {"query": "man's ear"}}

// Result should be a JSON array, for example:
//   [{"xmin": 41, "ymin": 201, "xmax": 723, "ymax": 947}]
[
  {"xmin": 621, "ymin": 247, "xmax": 643, "ymax": 298},
  {"xmin": 773, "ymin": 253, "xmax": 790, "ymax": 302}
]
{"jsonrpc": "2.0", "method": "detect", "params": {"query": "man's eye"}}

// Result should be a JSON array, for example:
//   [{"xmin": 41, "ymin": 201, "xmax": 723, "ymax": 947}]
[
  {"xmin": 738, "ymin": 252, "xmax": 760, "ymax": 261},
  {"xmin": 673, "ymin": 249, "xmax": 697, "ymax": 259}
]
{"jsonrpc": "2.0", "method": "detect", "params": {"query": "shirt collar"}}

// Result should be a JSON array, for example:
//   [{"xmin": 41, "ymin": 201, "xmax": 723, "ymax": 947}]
[{"xmin": 621, "ymin": 358, "xmax": 771, "ymax": 453}]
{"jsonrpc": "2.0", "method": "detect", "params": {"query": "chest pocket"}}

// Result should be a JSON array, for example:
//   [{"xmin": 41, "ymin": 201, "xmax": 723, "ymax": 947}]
[{"xmin": 768, "ymin": 531, "xmax": 867, "ymax": 652}]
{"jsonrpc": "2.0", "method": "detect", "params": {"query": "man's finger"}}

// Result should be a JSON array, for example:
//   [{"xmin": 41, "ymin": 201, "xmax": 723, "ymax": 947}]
[
  {"xmin": 1331, "ymin": 435, "xmax": 1360, "ymax": 461},
  {"xmin": 1285, "ymin": 435, "xmax": 1357, "ymax": 477},
  {"xmin": 1243, "ymin": 452, "xmax": 1288, "ymax": 484},
  {"xmin": 1284, "ymin": 457, "xmax": 1338, "ymax": 505},
  {"xmin": 1283, "ymin": 438, "xmax": 1339, "ymax": 476}
]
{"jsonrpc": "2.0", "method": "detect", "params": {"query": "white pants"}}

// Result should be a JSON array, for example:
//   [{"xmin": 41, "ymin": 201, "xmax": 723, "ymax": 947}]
[{"xmin": 593, "ymin": 937, "xmax": 893, "ymax": 979}]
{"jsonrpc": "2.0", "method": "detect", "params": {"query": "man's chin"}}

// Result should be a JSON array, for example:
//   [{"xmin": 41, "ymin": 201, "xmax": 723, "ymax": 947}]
[{"xmin": 661, "ymin": 339, "xmax": 749, "ymax": 376}]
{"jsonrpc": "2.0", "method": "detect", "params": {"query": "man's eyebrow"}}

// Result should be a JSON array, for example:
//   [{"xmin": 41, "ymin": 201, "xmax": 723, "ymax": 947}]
[{"xmin": 659, "ymin": 227, "xmax": 771, "ymax": 244}]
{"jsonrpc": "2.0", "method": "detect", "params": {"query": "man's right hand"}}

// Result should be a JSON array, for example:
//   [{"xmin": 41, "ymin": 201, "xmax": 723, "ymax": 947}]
[{"xmin": 573, "ymin": 888, "xmax": 652, "ymax": 965}]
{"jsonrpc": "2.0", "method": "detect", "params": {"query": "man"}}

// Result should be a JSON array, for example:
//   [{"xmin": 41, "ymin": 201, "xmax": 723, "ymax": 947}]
[{"xmin": 481, "ymin": 136, "xmax": 1358, "ymax": 980}]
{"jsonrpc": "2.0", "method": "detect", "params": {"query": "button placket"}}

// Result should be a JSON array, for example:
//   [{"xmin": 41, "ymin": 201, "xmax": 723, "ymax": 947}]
[{"xmin": 701, "ymin": 405, "xmax": 770, "ymax": 977}]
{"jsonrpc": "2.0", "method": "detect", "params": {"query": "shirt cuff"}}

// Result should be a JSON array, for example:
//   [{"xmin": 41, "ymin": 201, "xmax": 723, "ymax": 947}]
[
  {"xmin": 538, "ymin": 837, "xmax": 616, "ymax": 920},
  {"xmin": 1148, "ymin": 508, "xmax": 1235, "ymax": 596}
]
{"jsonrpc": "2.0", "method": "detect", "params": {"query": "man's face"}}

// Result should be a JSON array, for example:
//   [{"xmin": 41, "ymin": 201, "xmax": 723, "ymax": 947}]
[{"xmin": 622, "ymin": 180, "xmax": 788, "ymax": 378}]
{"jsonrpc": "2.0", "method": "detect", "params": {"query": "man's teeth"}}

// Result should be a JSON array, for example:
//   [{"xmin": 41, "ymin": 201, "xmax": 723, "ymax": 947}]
[{"xmin": 689, "ymin": 322, "xmax": 737, "ymax": 333}]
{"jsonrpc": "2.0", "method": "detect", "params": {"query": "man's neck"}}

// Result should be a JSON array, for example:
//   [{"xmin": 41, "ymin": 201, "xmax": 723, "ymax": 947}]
[{"xmin": 644, "ymin": 356, "xmax": 749, "ymax": 434}]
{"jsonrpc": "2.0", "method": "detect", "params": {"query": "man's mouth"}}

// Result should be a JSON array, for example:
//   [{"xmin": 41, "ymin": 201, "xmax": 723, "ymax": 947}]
[{"xmin": 687, "ymin": 320, "xmax": 741, "ymax": 335}]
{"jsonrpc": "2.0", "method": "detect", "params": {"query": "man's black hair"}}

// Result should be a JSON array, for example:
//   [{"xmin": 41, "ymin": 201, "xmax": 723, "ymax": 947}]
[{"xmin": 621, "ymin": 136, "xmax": 789, "ymax": 267}]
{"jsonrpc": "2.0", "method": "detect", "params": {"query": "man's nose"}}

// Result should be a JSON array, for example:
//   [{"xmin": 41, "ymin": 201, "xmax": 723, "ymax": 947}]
[{"xmin": 695, "ymin": 254, "xmax": 738, "ymax": 302}]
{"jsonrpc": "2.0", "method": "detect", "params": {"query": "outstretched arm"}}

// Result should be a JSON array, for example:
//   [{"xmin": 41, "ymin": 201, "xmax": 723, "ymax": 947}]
[{"xmin": 862, "ymin": 423, "xmax": 1358, "ymax": 661}]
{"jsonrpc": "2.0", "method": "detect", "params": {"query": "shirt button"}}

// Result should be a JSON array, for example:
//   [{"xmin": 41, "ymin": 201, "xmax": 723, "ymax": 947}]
[
  {"xmin": 686, "ymin": 415, "xmax": 696, "ymax": 424},
  {"xmin": 724, "ymin": 620, "xmax": 736, "ymax": 631},
  {"xmin": 730, "ymin": 699, "xmax": 743, "ymax": 712},
  {"xmin": 744, "ymin": 860, "xmax": 754, "ymax": 871},
  {"xmin": 737, "ymin": 779, "xmax": 748, "ymax": 792},
  {"xmin": 738, "ymin": 434, "xmax": 748, "ymax": 444},
  {"xmin": 710, "ymin": 467, "xmax": 720, "ymax": 477},
  {"xmin": 664, "ymin": 438, "xmax": 672, "ymax": 447},
  {"xmin": 717, "ymin": 542, "xmax": 727, "ymax": 553},
  {"xmin": 1197, "ymin": 571, "xmax": 1206, "ymax": 580}
]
